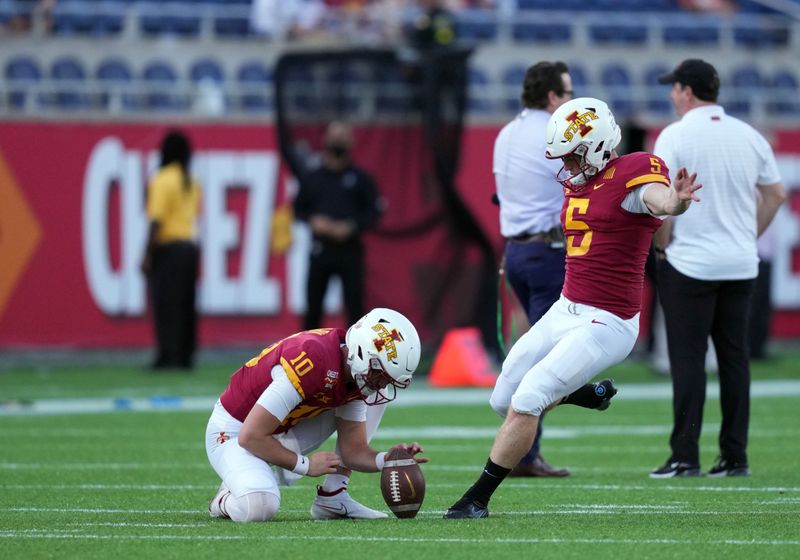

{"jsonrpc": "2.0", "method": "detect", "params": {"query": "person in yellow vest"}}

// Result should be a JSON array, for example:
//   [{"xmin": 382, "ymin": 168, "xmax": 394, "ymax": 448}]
[{"xmin": 141, "ymin": 130, "xmax": 201, "ymax": 369}]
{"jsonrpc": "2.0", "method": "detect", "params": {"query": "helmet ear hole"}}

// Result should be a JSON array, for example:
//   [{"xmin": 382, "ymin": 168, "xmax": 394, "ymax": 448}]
[{"xmin": 357, "ymin": 347, "xmax": 363, "ymax": 360}]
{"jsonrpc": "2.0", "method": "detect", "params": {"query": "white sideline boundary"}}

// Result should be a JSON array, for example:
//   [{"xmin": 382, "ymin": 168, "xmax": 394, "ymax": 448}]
[{"xmin": 1, "ymin": 380, "xmax": 799, "ymax": 416}]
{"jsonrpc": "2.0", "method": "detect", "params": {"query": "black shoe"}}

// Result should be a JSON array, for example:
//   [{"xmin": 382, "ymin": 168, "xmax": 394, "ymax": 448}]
[
  {"xmin": 593, "ymin": 378, "xmax": 618, "ymax": 411},
  {"xmin": 443, "ymin": 498, "xmax": 489, "ymax": 519},
  {"xmin": 649, "ymin": 460, "xmax": 701, "ymax": 479},
  {"xmin": 708, "ymin": 457, "xmax": 750, "ymax": 477}
]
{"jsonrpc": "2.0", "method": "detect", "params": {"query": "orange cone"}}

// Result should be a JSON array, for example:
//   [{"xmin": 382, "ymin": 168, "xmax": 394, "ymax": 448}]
[{"xmin": 428, "ymin": 327, "xmax": 498, "ymax": 387}]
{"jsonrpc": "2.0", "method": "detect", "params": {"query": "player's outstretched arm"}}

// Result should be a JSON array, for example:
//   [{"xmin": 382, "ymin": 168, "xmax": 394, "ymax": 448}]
[{"xmin": 643, "ymin": 167, "xmax": 702, "ymax": 216}]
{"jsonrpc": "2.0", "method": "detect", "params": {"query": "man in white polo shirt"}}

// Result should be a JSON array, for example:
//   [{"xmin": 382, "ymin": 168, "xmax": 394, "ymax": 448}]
[
  {"xmin": 493, "ymin": 61, "xmax": 574, "ymax": 478},
  {"xmin": 651, "ymin": 59, "xmax": 786, "ymax": 478}
]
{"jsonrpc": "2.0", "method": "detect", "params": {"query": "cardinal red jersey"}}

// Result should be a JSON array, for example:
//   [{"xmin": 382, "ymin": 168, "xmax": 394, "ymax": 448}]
[
  {"xmin": 561, "ymin": 152, "xmax": 669, "ymax": 319},
  {"xmin": 219, "ymin": 328, "xmax": 362, "ymax": 433}
]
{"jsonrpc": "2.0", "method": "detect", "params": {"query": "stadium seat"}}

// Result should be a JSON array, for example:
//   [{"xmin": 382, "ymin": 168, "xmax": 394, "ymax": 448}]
[
  {"xmin": 568, "ymin": 64, "xmax": 589, "ymax": 91},
  {"xmin": 501, "ymin": 64, "xmax": 526, "ymax": 114},
  {"xmin": 455, "ymin": 9, "xmax": 498, "ymax": 42},
  {"xmin": 237, "ymin": 61, "xmax": 272, "ymax": 112},
  {"xmin": 96, "ymin": 58, "xmax": 136, "ymax": 111},
  {"xmin": 50, "ymin": 56, "xmax": 90, "ymax": 110},
  {"xmin": 140, "ymin": 4, "xmax": 201, "ymax": 37},
  {"xmin": 768, "ymin": 69, "xmax": 799, "ymax": 115},
  {"xmin": 142, "ymin": 61, "xmax": 187, "ymax": 111},
  {"xmin": 643, "ymin": 64, "xmax": 672, "ymax": 115},
  {"xmin": 600, "ymin": 64, "xmax": 634, "ymax": 118},
  {"xmin": 726, "ymin": 66, "xmax": 763, "ymax": 117},
  {"xmin": 733, "ymin": 20, "xmax": 790, "ymax": 49},
  {"xmin": 589, "ymin": 15, "xmax": 648, "ymax": 45},
  {"xmin": 468, "ymin": 67, "xmax": 492, "ymax": 114},
  {"xmin": 190, "ymin": 58, "xmax": 225, "ymax": 84},
  {"xmin": 4, "ymin": 55, "xmax": 42, "ymax": 110},
  {"xmin": 663, "ymin": 15, "xmax": 721, "ymax": 45}
]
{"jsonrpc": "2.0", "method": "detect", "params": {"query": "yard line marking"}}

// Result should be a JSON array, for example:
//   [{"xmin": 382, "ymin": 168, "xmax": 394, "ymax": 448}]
[
  {"xmin": 2, "ymin": 380, "xmax": 799, "ymax": 416},
  {"xmin": 0, "ymin": 533, "xmax": 798, "ymax": 546}
]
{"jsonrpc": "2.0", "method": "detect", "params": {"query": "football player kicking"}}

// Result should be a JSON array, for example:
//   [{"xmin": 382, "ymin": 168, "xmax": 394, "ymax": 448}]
[
  {"xmin": 444, "ymin": 98, "xmax": 702, "ymax": 519},
  {"xmin": 206, "ymin": 308, "xmax": 427, "ymax": 522}
]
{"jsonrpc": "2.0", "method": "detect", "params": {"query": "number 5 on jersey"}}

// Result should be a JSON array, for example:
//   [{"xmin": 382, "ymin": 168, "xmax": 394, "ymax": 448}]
[{"xmin": 565, "ymin": 198, "xmax": 592, "ymax": 256}]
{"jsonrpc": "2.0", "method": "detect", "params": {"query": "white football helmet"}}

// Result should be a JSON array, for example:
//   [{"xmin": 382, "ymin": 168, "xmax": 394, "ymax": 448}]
[
  {"xmin": 545, "ymin": 97, "xmax": 621, "ymax": 191},
  {"xmin": 345, "ymin": 308, "xmax": 421, "ymax": 406}
]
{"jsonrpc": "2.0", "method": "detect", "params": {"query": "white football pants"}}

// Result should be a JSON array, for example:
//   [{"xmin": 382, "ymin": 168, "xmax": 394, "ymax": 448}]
[
  {"xmin": 490, "ymin": 294, "xmax": 639, "ymax": 417},
  {"xmin": 205, "ymin": 401, "xmax": 387, "ymax": 502}
]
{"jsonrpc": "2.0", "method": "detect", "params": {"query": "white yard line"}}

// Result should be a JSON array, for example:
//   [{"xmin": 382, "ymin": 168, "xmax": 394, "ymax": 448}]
[
  {"xmin": 0, "ymin": 532, "xmax": 797, "ymax": 546},
  {"xmin": 2, "ymin": 380, "xmax": 800, "ymax": 416}
]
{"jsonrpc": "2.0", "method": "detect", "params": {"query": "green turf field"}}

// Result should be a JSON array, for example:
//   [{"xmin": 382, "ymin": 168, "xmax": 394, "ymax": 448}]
[{"xmin": 1, "ymin": 354, "xmax": 799, "ymax": 559}]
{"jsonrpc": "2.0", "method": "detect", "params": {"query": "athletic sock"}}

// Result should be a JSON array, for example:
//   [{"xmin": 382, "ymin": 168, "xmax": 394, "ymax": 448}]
[
  {"xmin": 320, "ymin": 473, "xmax": 349, "ymax": 494},
  {"xmin": 461, "ymin": 458, "xmax": 511, "ymax": 507}
]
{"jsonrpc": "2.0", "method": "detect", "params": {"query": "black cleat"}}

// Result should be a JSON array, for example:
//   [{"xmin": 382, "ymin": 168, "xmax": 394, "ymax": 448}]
[
  {"xmin": 650, "ymin": 460, "xmax": 701, "ymax": 479},
  {"xmin": 443, "ymin": 498, "xmax": 489, "ymax": 519},
  {"xmin": 708, "ymin": 457, "xmax": 750, "ymax": 477},
  {"xmin": 593, "ymin": 378, "xmax": 618, "ymax": 411}
]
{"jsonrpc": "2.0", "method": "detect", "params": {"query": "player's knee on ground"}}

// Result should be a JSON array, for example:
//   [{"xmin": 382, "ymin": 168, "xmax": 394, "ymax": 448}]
[{"xmin": 227, "ymin": 491, "xmax": 280, "ymax": 523}]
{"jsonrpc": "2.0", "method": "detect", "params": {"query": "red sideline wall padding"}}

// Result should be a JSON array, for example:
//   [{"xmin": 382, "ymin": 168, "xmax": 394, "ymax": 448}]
[{"xmin": 0, "ymin": 122, "xmax": 798, "ymax": 349}]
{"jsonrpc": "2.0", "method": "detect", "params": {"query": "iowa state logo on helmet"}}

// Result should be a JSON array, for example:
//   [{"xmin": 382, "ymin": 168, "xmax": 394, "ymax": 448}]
[
  {"xmin": 372, "ymin": 324, "xmax": 403, "ymax": 360},
  {"xmin": 564, "ymin": 110, "xmax": 598, "ymax": 141}
]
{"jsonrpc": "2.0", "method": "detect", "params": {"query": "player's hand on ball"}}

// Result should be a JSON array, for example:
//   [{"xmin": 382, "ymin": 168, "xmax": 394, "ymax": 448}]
[
  {"xmin": 308, "ymin": 451, "xmax": 341, "ymax": 476},
  {"xmin": 388, "ymin": 442, "xmax": 428, "ymax": 464}
]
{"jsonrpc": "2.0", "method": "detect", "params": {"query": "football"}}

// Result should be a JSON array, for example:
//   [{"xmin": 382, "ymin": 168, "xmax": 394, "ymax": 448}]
[{"xmin": 380, "ymin": 448, "xmax": 425, "ymax": 518}]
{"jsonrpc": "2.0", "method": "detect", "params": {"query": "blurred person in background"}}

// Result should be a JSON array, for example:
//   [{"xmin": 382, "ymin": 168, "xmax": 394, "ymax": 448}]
[
  {"xmin": 141, "ymin": 130, "xmax": 201, "ymax": 370},
  {"xmin": 406, "ymin": 0, "xmax": 457, "ymax": 50},
  {"xmin": 493, "ymin": 61, "xmax": 574, "ymax": 477},
  {"xmin": 651, "ymin": 59, "xmax": 786, "ymax": 478},
  {"xmin": 293, "ymin": 121, "xmax": 382, "ymax": 331}
]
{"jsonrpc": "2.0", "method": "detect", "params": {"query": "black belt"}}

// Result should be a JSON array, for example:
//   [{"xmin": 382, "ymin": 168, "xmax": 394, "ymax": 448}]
[{"xmin": 508, "ymin": 227, "xmax": 564, "ymax": 245}]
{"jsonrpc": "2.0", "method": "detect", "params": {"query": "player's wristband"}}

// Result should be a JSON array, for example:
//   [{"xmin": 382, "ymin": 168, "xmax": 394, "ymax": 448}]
[
  {"xmin": 375, "ymin": 451, "xmax": 388, "ymax": 471},
  {"xmin": 292, "ymin": 454, "xmax": 310, "ymax": 476}
]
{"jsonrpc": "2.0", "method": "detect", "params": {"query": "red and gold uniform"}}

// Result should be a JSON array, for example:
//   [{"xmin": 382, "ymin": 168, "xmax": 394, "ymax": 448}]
[
  {"xmin": 220, "ymin": 328, "xmax": 362, "ymax": 433},
  {"xmin": 561, "ymin": 152, "xmax": 669, "ymax": 319}
]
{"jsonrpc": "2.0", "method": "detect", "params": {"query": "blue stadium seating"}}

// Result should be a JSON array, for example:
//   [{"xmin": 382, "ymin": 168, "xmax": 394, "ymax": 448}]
[
  {"xmin": 727, "ymin": 65, "xmax": 763, "ymax": 117},
  {"xmin": 663, "ymin": 18, "xmax": 721, "ymax": 45},
  {"xmin": 468, "ymin": 67, "xmax": 493, "ymax": 114},
  {"xmin": 768, "ymin": 69, "xmax": 799, "ymax": 115},
  {"xmin": 455, "ymin": 9, "xmax": 498, "ymax": 42},
  {"xmin": 96, "ymin": 58, "xmax": 136, "ymax": 111},
  {"xmin": 501, "ymin": 64, "xmax": 525, "ymax": 114},
  {"xmin": 237, "ymin": 61, "xmax": 272, "ymax": 112},
  {"xmin": 52, "ymin": 1, "xmax": 124, "ymax": 36},
  {"xmin": 50, "ymin": 56, "xmax": 90, "ymax": 109},
  {"xmin": 190, "ymin": 58, "xmax": 225, "ymax": 84},
  {"xmin": 600, "ymin": 63, "xmax": 634, "ymax": 117},
  {"xmin": 643, "ymin": 64, "xmax": 672, "ymax": 115},
  {"xmin": 589, "ymin": 15, "xmax": 648, "ymax": 45},
  {"xmin": 140, "ymin": 4, "xmax": 201, "ymax": 37},
  {"xmin": 142, "ymin": 61, "xmax": 186, "ymax": 111},
  {"xmin": 5, "ymin": 55, "xmax": 41, "ymax": 110}
]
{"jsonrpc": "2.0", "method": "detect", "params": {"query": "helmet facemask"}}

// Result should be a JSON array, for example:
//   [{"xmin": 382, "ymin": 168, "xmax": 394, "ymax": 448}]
[{"xmin": 352, "ymin": 356, "xmax": 411, "ymax": 406}]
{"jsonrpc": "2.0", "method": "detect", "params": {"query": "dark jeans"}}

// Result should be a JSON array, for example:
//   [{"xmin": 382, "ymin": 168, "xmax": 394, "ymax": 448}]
[
  {"xmin": 658, "ymin": 260, "xmax": 755, "ymax": 465},
  {"xmin": 505, "ymin": 240, "xmax": 566, "ymax": 461},
  {"xmin": 150, "ymin": 241, "xmax": 199, "ymax": 369},
  {"xmin": 304, "ymin": 239, "xmax": 364, "ymax": 330}
]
